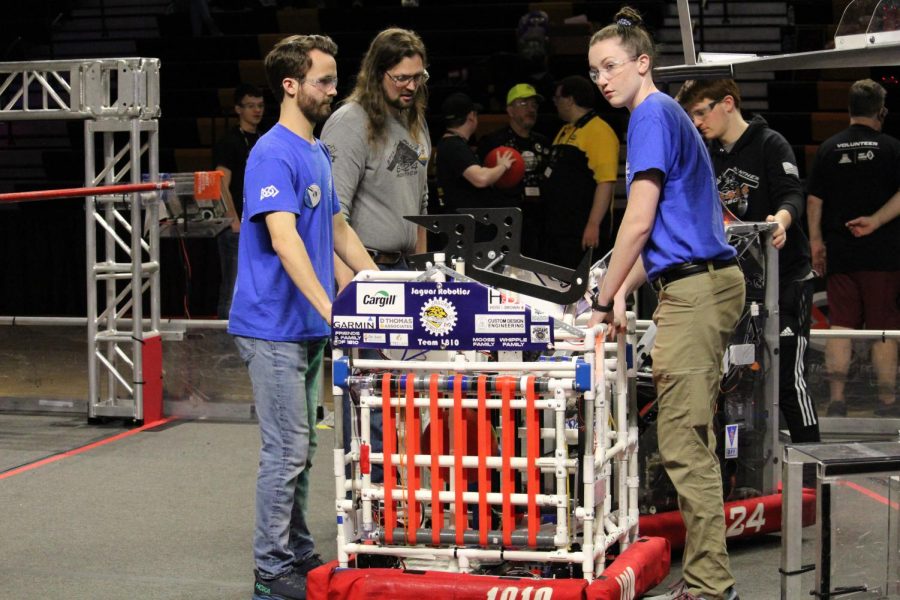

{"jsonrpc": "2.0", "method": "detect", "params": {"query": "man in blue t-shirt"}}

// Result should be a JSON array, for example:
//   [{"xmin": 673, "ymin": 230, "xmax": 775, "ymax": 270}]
[{"xmin": 228, "ymin": 35, "xmax": 376, "ymax": 600}]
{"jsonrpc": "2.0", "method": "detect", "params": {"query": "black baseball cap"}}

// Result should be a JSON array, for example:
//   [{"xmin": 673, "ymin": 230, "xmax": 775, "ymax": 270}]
[{"xmin": 441, "ymin": 92, "xmax": 483, "ymax": 121}]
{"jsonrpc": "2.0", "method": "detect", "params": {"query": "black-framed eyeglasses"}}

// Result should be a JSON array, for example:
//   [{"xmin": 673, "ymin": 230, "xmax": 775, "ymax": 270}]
[
  {"xmin": 688, "ymin": 100, "xmax": 720, "ymax": 120},
  {"xmin": 385, "ymin": 69, "xmax": 429, "ymax": 87},
  {"xmin": 588, "ymin": 56, "xmax": 638, "ymax": 82},
  {"xmin": 300, "ymin": 76, "xmax": 338, "ymax": 92}
]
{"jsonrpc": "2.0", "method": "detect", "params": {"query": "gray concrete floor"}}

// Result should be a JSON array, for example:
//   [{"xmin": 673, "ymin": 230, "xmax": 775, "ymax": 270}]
[
  {"xmin": 0, "ymin": 412, "xmax": 820, "ymax": 600},
  {"xmin": 0, "ymin": 415, "xmax": 337, "ymax": 600},
  {"xmin": 1, "ymin": 326, "xmax": 894, "ymax": 599}
]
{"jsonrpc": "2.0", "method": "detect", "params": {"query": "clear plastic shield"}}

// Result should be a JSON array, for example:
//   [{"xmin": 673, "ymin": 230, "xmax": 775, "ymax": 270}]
[{"xmin": 836, "ymin": 0, "xmax": 900, "ymax": 49}]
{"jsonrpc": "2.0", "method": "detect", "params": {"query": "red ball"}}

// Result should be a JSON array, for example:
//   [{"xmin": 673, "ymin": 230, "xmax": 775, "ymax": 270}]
[{"xmin": 485, "ymin": 145, "xmax": 525, "ymax": 189}]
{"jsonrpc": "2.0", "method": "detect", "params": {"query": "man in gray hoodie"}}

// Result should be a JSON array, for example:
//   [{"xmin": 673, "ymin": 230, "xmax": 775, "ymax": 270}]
[
  {"xmin": 321, "ymin": 28, "xmax": 431, "ymax": 484},
  {"xmin": 322, "ymin": 27, "xmax": 430, "ymax": 287}
]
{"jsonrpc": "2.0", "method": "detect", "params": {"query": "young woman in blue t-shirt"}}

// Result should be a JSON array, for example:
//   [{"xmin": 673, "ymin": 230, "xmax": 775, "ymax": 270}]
[{"xmin": 586, "ymin": 7, "xmax": 745, "ymax": 600}]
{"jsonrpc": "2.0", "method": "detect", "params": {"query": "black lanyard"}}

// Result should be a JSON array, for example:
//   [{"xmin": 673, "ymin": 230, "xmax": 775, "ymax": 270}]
[{"xmin": 547, "ymin": 111, "xmax": 595, "ymax": 171}]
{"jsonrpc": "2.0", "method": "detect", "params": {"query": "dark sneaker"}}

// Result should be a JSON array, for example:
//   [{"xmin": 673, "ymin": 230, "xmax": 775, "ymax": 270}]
[
  {"xmin": 254, "ymin": 568, "xmax": 307, "ymax": 600},
  {"xmin": 294, "ymin": 553, "xmax": 324, "ymax": 576},
  {"xmin": 722, "ymin": 587, "xmax": 740, "ymax": 600},
  {"xmin": 826, "ymin": 401, "xmax": 847, "ymax": 417},
  {"xmin": 874, "ymin": 402, "xmax": 900, "ymax": 418},
  {"xmin": 644, "ymin": 580, "xmax": 739, "ymax": 600},
  {"xmin": 718, "ymin": 587, "xmax": 740, "ymax": 600}
]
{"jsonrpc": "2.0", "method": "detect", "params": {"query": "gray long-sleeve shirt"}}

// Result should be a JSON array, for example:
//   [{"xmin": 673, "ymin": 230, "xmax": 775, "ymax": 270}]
[{"xmin": 321, "ymin": 102, "xmax": 430, "ymax": 254}]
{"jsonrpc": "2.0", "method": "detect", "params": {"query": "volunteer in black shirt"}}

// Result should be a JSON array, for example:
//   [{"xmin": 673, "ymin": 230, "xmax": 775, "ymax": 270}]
[{"xmin": 807, "ymin": 78, "xmax": 900, "ymax": 418}]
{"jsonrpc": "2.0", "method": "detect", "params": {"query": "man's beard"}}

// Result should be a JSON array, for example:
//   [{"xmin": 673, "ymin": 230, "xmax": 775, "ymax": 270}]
[
  {"xmin": 515, "ymin": 115, "xmax": 536, "ymax": 130},
  {"xmin": 299, "ymin": 93, "xmax": 332, "ymax": 123},
  {"xmin": 387, "ymin": 92, "xmax": 415, "ymax": 111}
]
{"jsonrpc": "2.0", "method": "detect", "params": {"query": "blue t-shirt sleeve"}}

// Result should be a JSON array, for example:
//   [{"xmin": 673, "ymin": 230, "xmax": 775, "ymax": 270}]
[
  {"xmin": 627, "ymin": 112, "xmax": 670, "ymax": 184},
  {"xmin": 243, "ymin": 156, "xmax": 301, "ymax": 221},
  {"xmin": 331, "ymin": 174, "xmax": 341, "ymax": 216}
]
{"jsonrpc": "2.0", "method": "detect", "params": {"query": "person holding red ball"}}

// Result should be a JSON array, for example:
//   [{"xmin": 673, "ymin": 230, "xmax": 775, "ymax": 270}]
[
  {"xmin": 435, "ymin": 92, "xmax": 517, "ymax": 215},
  {"xmin": 478, "ymin": 83, "xmax": 552, "ymax": 259}
]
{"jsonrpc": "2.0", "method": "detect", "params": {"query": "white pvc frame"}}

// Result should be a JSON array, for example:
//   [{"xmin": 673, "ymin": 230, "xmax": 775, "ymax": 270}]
[{"xmin": 331, "ymin": 266, "xmax": 639, "ymax": 582}]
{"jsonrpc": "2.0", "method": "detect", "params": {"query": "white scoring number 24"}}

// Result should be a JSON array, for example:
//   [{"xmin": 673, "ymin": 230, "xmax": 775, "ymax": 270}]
[{"xmin": 725, "ymin": 502, "xmax": 766, "ymax": 537}]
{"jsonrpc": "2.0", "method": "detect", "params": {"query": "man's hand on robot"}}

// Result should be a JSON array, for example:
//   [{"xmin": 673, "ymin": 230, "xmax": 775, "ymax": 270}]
[{"xmin": 765, "ymin": 215, "xmax": 787, "ymax": 249}]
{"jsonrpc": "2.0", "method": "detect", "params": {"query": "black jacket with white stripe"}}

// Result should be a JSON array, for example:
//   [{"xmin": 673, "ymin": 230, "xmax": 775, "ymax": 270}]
[{"xmin": 709, "ymin": 115, "xmax": 813, "ymax": 285}]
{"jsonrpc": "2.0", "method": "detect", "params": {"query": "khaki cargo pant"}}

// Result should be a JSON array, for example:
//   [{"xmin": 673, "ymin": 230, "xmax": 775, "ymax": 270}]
[{"xmin": 651, "ymin": 265, "xmax": 745, "ymax": 599}]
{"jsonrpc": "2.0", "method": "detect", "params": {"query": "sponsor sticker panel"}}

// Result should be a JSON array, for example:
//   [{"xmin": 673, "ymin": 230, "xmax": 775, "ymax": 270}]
[{"xmin": 331, "ymin": 282, "xmax": 555, "ymax": 351}]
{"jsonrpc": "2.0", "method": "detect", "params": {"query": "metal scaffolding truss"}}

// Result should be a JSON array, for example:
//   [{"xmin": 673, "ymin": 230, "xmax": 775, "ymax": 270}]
[
  {"xmin": 0, "ymin": 57, "xmax": 162, "ymax": 422},
  {"xmin": 0, "ymin": 58, "xmax": 160, "ymax": 121}
]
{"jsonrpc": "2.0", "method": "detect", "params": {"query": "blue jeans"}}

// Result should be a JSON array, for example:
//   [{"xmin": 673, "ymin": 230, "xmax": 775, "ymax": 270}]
[
  {"xmin": 235, "ymin": 335, "xmax": 326, "ymax": 578},
  {"xmin": 342, "ymin": 256, "xmax": 410, "ymax": 484},
  {"xmin": 218, "ymin": 229, "xmax": 239, "ymax": 319}
]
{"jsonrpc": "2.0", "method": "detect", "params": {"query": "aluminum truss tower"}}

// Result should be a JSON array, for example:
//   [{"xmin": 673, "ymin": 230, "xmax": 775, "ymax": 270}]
[{"xmin": 0, "ymin": 58, "xmax": 162, "ymax": 422}]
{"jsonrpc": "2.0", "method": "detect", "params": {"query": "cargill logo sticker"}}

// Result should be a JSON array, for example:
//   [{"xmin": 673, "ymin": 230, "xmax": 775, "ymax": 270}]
[
  {"xmin": 363, "ymin": 290, "xmax": 395, "ymax": 307},
  {"xmin": 356, "ymin": 283, "xmax": 405, "ymax": 314}
]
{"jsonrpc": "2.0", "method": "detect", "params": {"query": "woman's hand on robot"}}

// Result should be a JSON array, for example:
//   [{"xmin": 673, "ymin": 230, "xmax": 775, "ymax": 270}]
[{"xmin": 587, "ymin": 304, "xmax": 626, "ymax": 338}]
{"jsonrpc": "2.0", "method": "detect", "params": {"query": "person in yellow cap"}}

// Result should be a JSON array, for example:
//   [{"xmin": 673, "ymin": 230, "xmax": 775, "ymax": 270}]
[{"xmin": 477, "ymin": 83, "xmax": 552, "ymax": 259}]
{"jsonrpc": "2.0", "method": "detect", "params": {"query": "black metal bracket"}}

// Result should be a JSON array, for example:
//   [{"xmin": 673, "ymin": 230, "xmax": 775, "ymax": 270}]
[
  {"xmin": 778, "ymin": 564, "xmax": 816, "ymax": 577},
  {"xmin": 811, "ymin": 585, "xmax": 870, "ymax": 598},
  {"xmin": 406, "ymin": 208, "xmax": 591, "ymax": 305}
]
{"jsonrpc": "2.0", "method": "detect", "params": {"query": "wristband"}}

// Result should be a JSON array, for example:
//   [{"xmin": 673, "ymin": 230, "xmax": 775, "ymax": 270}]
[{"xmin": 591, "ymin": 295, "xmax": 614, "ymax": 312}]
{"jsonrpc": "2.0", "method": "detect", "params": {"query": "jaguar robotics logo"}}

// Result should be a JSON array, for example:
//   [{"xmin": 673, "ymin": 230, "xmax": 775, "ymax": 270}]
[{"xmin": 419, "ymin": 298, "xmax": 458, "ymax": 336}]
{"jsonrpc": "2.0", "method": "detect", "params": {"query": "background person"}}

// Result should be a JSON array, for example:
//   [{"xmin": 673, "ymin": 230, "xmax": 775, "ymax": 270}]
[
  {"xmin": 807, "ymin": 78, "xmax": 900, "ymax": 418},
  {"xmin": 321, "ymin": 27, "xmax": 430, "ymax": 285},
  {"xmin": 477, "ymin": 83, "xmax": 551, "ymax": 258},
  {"xmin": 214, "ymin": 82, "xmax": 265, "ymax": 319},
  {"xmin": 541, "ymin": 75, "xmax": 619, "ymax": 267},
  {"xmin": 435, "ymin": 92, "xmax": 515, "ymax": 215},
  {"xmin": 677, "ymin": 78, "xmax": 820, "ymax": 443}
]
